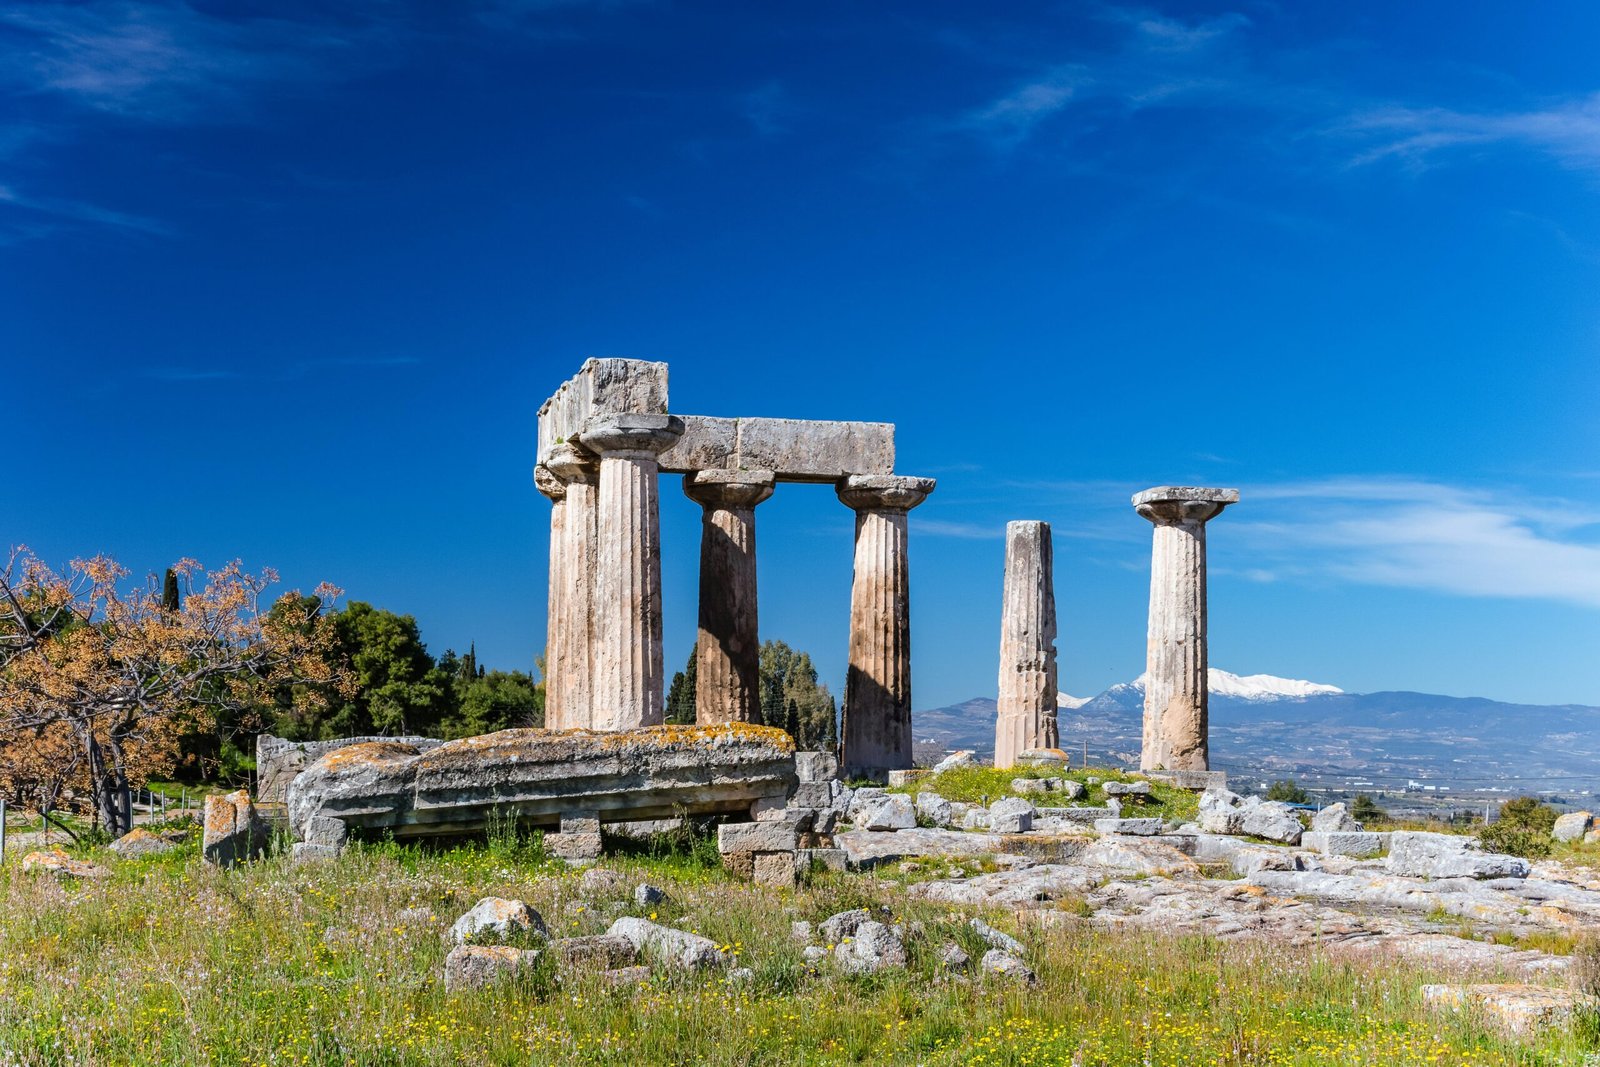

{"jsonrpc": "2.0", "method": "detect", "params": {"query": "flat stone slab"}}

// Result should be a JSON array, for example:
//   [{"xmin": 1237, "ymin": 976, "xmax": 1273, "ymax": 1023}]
[
  {"xmin": 1301, "ymin": 831, "xmax": 1388, "ymax": 858},
  {"xmin": 834, "ymin": 828, "xmax": 1010, "ymax": 869},
  {"xmin": 256, "ymin": 733, "xmax": 442, "ymax": 804},
  {"xmin": 658, "ymin": 416, "xmax": 894, "ymax": 482},
  {"xmin": 1094, "ymin": 818, "xmax": 1165, "ymax": 836},
  {"xmin": 287, "ymin": 724, "xmax": 796, "ymax": 843}
]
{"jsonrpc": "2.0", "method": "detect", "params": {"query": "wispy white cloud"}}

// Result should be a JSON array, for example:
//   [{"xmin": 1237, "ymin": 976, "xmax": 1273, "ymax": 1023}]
[
  {"xmin": 1342, "ymin": 93, "xmax": 1600, "ymax": 176},
  {"xmin": 0, "ymin": 182, "xmax": 169, "ymax": 235},
  {"xmin": 1232, "ymin": 477, "xmax": 1600, "ymax": 609},
  {"xmin": 919, "ymin": 520, "xmax": 1005, "ymax": 540}
]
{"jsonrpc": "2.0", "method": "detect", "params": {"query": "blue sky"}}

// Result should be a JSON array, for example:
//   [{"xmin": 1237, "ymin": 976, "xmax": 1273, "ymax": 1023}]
[{"xmin": 4, "ymin": 1, "xmax": 1599, "ymax": 709}]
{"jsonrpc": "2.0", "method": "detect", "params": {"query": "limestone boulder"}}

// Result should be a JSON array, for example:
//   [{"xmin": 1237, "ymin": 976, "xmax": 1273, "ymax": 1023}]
[
  {"xmin": 980, "ymin": 949, "xmax": 1037, "ymax": 985},
  {"xmin": 444, "ymin": 945, "xmax": 542, "ymax": 993},
  {"xmin": 1386, "ymin": 832, "xmax": 1529, "ymax": 880},
  {"xmin": 833, "ymin": 921, "xmax": 906, "ymax": 974},
  {"xmin": 1197, "ymin": 787, "xmax": 1250, "ymax": 835},
  {"xmin": 551, "ymin": 934, "xmax": 638, "ymax": 971},
  {"xmin": 448, "ymin": 897, "xmax": 547, "ymax": 946},
  {"xmin": 110, "ymin": 827, "xmax": 182, "ymax": 859},
  {"xmin": 989, "ymin": 797, "xmax": 1036, "ymax": 834},
  {"xmin": 21, "ymin": 849, "xmax": 109, "ymax": 879},
  {"xmin": 287, "ymin": 723, "xmax": 796, "ymax": 845},
  {"xmin": 915, "ymin": 792, "xmax": 955, "ymax": 827},
  {"xmin": 1079, "ymin": 836, "xmax": 1199, "ymax": 878},
  {"xmin": 1311, "ymin": 802, "xmax": 1360, "ymax": 833},
  {"xmin": 1240, "ymin": 802, "xmax": 1303, "ymax": 845},
  {"xmin": 856, "ymin": 793, "xmax": 916, "ymax": 831},
  {"xmin": 819, "ymin": 909, "xmax": 871, "ymax": 945},
  {"xmin": 1553, "ymin": 811, "xmax": 1592, "ymax": 843},
  {"xmin": 607, "ymin": 916, "xmax": 725, "ymax": 970},
  {"xmin": 1422, "ymin": 984, "xmax": 1599, "ymax": 1038},
  {"xmin": 256, "ymin": 733, "xmax": 441, "ymax": 804},
  {"xmin": 932, "ymin": 750, "xmax": 975, "ymax": 772},
  {"xmin": 969, "ymin": 917, "xmax": 1024, "ymax": 956},
  {"xmin": 203, "ymin": 789, "xmax": 268, "ymax": 867},
  {"xmin": 1102, "ymin": 781, "xmax": 1152, "ymax": 798}
]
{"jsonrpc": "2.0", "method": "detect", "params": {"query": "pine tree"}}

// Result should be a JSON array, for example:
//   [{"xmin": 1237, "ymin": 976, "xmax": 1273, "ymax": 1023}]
[{"xmin": 665, "ymin": 649, "xmax": 697, "ymax": 724}]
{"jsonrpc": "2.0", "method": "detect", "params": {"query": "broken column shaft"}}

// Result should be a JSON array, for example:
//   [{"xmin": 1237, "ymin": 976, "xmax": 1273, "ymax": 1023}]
[
  {"xmin": 837, "ymin": 474, "xmax": 935, "ymax": 780},
  {"xmin": 995, "ymin": 520, "xmax": 1059, "ymax": 769},
  {"xmin": 683, "ymin": 470, "xmax": 776, "ymax": 725},
  {"xmin": 1133, "ymin": 486, "xmax": 1239, "ymax": 772}
]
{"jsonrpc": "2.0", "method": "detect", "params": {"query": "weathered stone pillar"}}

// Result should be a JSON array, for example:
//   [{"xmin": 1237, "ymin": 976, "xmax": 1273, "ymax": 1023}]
[
  {"xmin": 994, "ymin": 520, "xmax": 1059, "ymax": 769},
  {"xmin": 533, "ymin": 463, "xmax": 569, "ymax": 727},
  {"xmin": 1133, "ymin": 486, "xmax": 1239, "ymax": 772},
  {"xmin": 683, "ymin": 470, "xmax": 776, "ymax": 725},
  {"xmin": 836, "ymin": 474, "xmax": 935, "ymax": 780},
  {"xmin": 542, "ymin": 444, "xmax": 600, "ymax": 730},
  {"xmin": 577, "ymin": 414, "xmax": 684, "ymax": 730}
]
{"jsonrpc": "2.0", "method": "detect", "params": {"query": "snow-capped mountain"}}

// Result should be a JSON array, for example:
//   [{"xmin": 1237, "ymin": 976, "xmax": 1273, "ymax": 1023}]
[
  {"xmin": 1056, "ymin": 692, "xmax": 1091, "ymax": 709},
  {"xmin": 1124, "ymin": 669, "xmax": 1343, "ymax": 701}
]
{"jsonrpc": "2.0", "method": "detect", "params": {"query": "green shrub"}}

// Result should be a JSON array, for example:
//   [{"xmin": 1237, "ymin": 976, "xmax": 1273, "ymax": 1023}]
[{"xmin": 1479, "ymin": 795, "xmax": 1559, "ymax": 859}]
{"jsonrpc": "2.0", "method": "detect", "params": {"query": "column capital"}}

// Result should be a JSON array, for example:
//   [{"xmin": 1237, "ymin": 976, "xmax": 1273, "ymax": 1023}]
[
  {"xmin": 545, "ymin": 442, "xmax": 600, "ymax": 485},
  {"xmin": 1133, "ymin": 486, "xmax": 1239, "ymax": 526},
  {"xmin": 534, "ymin": 464, "xmax": 567, "ymax": 502},
  {"xmin": 576, "ymin": 413, "xmax": 685, "ymax": 459},
  {"xmin": 836, "ymin": 474, "xmax": 935, "ymax": 513},
  {"xmin": 683, "ymin": 469, "xmax": 776, "ymax": 511}
]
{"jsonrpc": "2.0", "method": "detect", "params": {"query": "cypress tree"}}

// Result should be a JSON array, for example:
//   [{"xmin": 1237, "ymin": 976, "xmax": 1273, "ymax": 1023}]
[{"xmin": 161, "ymin": 569, "xmax": 180, "ymax": 613}]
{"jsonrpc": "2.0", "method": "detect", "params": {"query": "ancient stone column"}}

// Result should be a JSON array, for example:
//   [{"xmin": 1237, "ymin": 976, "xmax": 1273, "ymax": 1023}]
[
  {"xmin": 543, "ymin": 444, "xmax": 600, "ymax": 730},
  {"xmin": 683, "ymin": 470, "xmax": 776, "ymax": 725},
  {"xmin": 994, "ymin": 521, "xmax": 1059, "ymax": 769},
  {"xmin": 836, "ymin": 474, "xmax": 936, "ymax": 780},
  {"xmin": 1133, "ymin": 486, "xmax": 1239, "ymax": 772},
  {"xmin": 533, "ymin": 463, "xmax": 569, "ymax": 728},
  {"xmin": 577, "ymin": 414, "xmax": 684, "ymax": 731}
]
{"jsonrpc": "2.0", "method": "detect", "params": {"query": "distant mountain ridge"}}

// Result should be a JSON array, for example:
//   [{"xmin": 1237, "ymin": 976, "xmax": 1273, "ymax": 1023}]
[{"xmin": 917, "ymin": 670, "xmax": 1600, "ymax": 794}]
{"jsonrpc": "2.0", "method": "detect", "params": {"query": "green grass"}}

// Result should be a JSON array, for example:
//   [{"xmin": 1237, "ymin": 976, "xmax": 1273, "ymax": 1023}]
[
  {"xmin": 0, "ymin": 834, "xmax": 1583, "ymax": 1065},
  {"xmin": 889, "ymin": 765, "xmax": 1200, "ymax": 824}
]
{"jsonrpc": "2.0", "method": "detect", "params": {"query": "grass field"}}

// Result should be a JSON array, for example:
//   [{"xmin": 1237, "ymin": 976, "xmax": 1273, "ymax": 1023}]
[{"xmin": 0, "ymin": 825, "xmax": 1588, "ymax": 1066}]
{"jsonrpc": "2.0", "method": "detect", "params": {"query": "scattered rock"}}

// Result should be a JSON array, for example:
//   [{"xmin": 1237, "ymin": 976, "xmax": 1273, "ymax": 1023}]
[
  {"xmin": 203, "ymin": 789, "xmax": 268, "ymax": 868},
  {"xmin": 1421, "ymin": 983, "xmax": 1598, "ymax": 1037},
  {"xmin": 728, "ymin": 966, "xmax": 754, "ymax": 983},
  {"xmin": 1386, "ymin": 832, "xmax": 1530, "ymax": 880},
  {"xmin": 1311, "ymin": 803, "xmax": 1360, "ymax": 833},
  {"xmin": 443, "ymin": 945, "xmax": 541, "ymax": 992},
  {"xmin": 1093, "ymin": 818, "xmax": 1165, "ymax": 836},
  {"xmin": 833, "ymin": 921, "xmax": 906, "ymax": 974},
  {"xmin": 933, "ymin": 750, "xmax": 975, "ymax": 772},
  {"xmin": 906, "ymin": 864, "xmax": 1098, "ymax": 908},
  {"xmin": 989, "ymin": 797, "xmax": 1035, "ymax": 834},
  {"xmin": 857, "ymin": 793, "xmax": 917, "ymax": 831},
  {"xmin": 1012, "ymin": 778, "xmax": 1059, "ymax": 795},
  {"xmin": 607, "ymin": 916, "xmax": 725, "ymax": 970},
  {"xmin": 1197, "ymin": 787, "xmax": 1249, "ymax": 835},
  {"xmin": 600, "ymin": 965, "xmax": 652, "ymax": 988},
  {"xmin": 1102, "ymin": 781, "xmax": 1152, "ymax": 798},
  {"xmin": 939, "ymin": 943, "xmax": 971, "ymax": 971},
  {"xmin": 1240, "ymin": 802, "xmax": 1304, "ymax": 846},
  {"xmin": 1553, "ymin": 812, "xmax": 1593, "ymax": 843},
  {"xmin": 449, "ymin": 897, "xmax": 547, "ymax": 946},
  {"xmin": 634, "ymin": 883, "xmax": 667, "ymax": 907},
  {"xmin": 1016, "ymin": 749, "xmax": 1070, "ymax": 769},
  {"xmin": 791, "ymin": 920, "xmax": 814, "ymax": 944},
  {"xmin": 969, "ymin": 917, "xmax": 1025, "ymax": 955},
  {"xmin": 916, "ymin": 792, "xmax": 955, "ymax": 827},
  {"xmin": 819, "ymin": 908, "xmax": 871, "ymax": 945},
  {"xmin": 109, "ymin": 828, "xmax": 181, "ymax": 859},
  {"xmin": 551, "ymin": 934, "xmax": 638, "ymax": 970},
  {"xmin": 802, "ymin": 946, "xmax": 829, "ymax": 964},
  {"xmin": 579, "ymin": 868, "xmax": 627, "ymax": 895},
  {"xmin": 979, "ymin": 949, "xmax": 1037, "ymax": 985},
  {"xmin": 21, "ymin": 849, "xmax": 110, "ymax": 879},
  {"xmin": 1301, "ymin": 831, "xmax": 1387, "ymax": 858},
  {"xmin": 962, "ymin": 809, "xmax": 992, "ymax": 831}
]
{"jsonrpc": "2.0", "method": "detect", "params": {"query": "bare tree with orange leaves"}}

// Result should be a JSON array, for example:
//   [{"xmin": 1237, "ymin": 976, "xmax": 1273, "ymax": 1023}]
[{"xmin": 0, "ymin": 548, "xmax": 348, "ymax": 837}]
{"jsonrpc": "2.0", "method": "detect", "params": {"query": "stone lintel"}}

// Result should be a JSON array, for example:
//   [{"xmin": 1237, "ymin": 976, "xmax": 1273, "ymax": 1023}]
[
  {"xmin": 658, "ymin": 415, "xmax": 895, "ymax": 482},
  {"xmin": 837, "ymin": 474, "xmax": 935, "ymax": 512},
  {"xmin": 537, "ymin": 359, "xmax": 670, "ymax": 465}
]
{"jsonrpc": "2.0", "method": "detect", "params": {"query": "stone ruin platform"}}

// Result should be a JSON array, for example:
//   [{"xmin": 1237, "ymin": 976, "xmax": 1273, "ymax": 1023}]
[{"xmin": 286, "ymin": 723, "xmax": 797, "ymax": 850}]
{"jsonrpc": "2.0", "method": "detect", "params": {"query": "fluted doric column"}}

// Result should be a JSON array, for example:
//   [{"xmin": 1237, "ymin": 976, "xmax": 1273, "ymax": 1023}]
[
  {"xmin": 683, "ymin": 470, "xmax": 776, "ymax": 725},
  {"xmin": 533, "ymin": 463, "xmax": 569, "ymax": 727},
  {"xmin": 577, "ymin": 414, "xmax": 684, "ymax": 730},
  {"xmin": 995, "ymin": 520, "xmax": 1059, "ymax": 769},
  {"xmin": 837, "ymin": 474, "xmax": 935, "ymax": 780},
  {"xmin": 543, "ymin": 443, "xmax": 600, "ymax": 730},
  {"xmin": 1133, "ymin": 486, "xmax": 1239, "ymax": 771}
]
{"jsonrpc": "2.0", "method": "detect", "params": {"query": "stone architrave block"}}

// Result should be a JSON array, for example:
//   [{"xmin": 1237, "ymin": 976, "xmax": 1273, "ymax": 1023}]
[
  {"xmin": 560, "ymin": 810, "xmax": 601, "ymax": 834},
  {"xmin": 1386, "ymin": 831, "xmax": 1530, "ymax": 880},
  {"xmin": 547, "ymin": 832, "xmax": 603, "ymax": 863},
  {"xmin": 753, "ymin": 851, "xmax": 799, "ymax": 887},
  {"xmin": 1308, "ymin": 831, "xmax": 1387, "ymax": 858},
  {"xmin": 795, "ymin": 751, "xmax": 839, "ymax": 783},
  {"xmin": 255, "ymin": 734, "xmax": 441, "ymax": 805},
  {"xmin": 717, "ymin": 822, "xmax": 799, "ymax": 855}
]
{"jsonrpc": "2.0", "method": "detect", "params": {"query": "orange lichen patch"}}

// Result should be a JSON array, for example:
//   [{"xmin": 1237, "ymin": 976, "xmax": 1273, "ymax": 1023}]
[
  {"xmin": 204, "ymin": 789, "xmax": 252, "ymax": 836},
  {"xmin": 317, "ymin": 742, "xmax": 422, "ymax": 771},
  {"xmin": 591, "ymin": 722, "xmax": 795, "ymax": 753}
]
